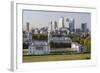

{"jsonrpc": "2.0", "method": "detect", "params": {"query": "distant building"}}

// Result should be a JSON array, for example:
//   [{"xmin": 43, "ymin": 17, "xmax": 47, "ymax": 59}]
[
  {"xmin": 23, "ymin": 22, "xmax": 30, "ymax": 44},
  {"xmin": 23, "ymin": 31, "xmax": 28, "ymax": 44},
  {"xmin": 49, "ymin": 20, "xmax": 55, "ymax": 31},
  {"xmin": 31, "ymin": 28, "xmax": 35, "ymax": 34},
  {"xmin": 58, "ymin": 16, "xmax": 64, "ymax": 28},
  {"xmin": 59, "ymin": 27, "xmax": 69, "ymax": 35},
  {"xmin": 75, "ymin": 28, "xmax": 82, "ymax": 33},
  {"xmin": 26, "ymin": 22, "xmax": 30, "ymax": 32},
  {"xmin": 66, "ymin": 18, "xmax": 70, "ymax": 28},
  {"xmin": 50, "ymin": 21, "xmax": 53, "ymax": 31},
  {"xmin": 29, "ymin": 32, "xmax": 32, "ymax": 42},
  {"xmin": 28, "ymin": 41, "xmax": 50, "ymax": 55},
  {"xmin": 54, "ymin": 21, "xmax": 58, "ymax": 30},
  {"xmin": 81, "ymin": 23, "xmax": 87, "ymax": 32},
  {"xmin": 69, "ymin": 19, "xmax": 75, "ymax": 33}
]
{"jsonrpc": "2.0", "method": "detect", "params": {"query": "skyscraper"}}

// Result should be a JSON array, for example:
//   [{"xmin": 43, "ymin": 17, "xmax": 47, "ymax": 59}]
[
  {"xmin": 81, "ymin": 23, "xmax": 87, "ymax": 32},
  {"xmin": 61, "ymin": 16, "xmax": 64, "ymax": 28},
  {"xmin": 69, "ymin": 18, "xmax": 75, "ymax": 32},
  {"xmin": 58, "ymin": 16, "xmax": 64, "ymax": 28},
  {"xmin": 50, "ymin": 21, "xmax": 53, "ymax": 31},
  {"xmin": 66, "ymin": 18, "xmax": 70, "ymax": 28},
  {"xmin": 26, "ymin": 22, "xmax": 30, "ymax": 44},
  {"xmin": 26, "ymin": 22, "xmax": 29, "ymax": 32},
  {"xmin": 54, "ymin": 21, "xmax": 58, "ymax": 30}
]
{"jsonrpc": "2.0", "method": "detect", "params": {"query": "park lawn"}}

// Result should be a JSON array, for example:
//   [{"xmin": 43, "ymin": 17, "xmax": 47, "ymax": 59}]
[{"xmin": 23, "ymin": 54, "xmax": 90, "ymax": 63}]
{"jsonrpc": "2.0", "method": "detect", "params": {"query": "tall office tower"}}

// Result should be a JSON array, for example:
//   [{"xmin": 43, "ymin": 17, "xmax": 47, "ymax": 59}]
[
  {"xmin": 54, "ymin": 21, "xmax": 58, "ymax": 30},
  {"xmin": 69, "ymin": 18, "xmax": 75, "ymax": 32},
  {"xmin": 81, "ymin": 23, "xmax": 87, "ymax": 32},
  {"xmin": 66, "ymin": 18, "xmax": 70, "ymax": 28},
  {"xmin": 26, "ymin": 22, "xmax": 30, "ymax": 32},
  {"xmin": 26, "ymin": 22, "xmax": 30, "ymax": 44},
  {"xmin": 58, "ymin": 16, "xmax": 64, "ymax": 28},
  {"xmin": 50, "ymin": 21, "xmax": 53, "ymax": 31}
]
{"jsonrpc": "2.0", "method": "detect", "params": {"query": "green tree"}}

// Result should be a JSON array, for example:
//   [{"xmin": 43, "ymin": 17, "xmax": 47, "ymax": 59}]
[{"xmin": 84, "ymin": 36, "xmax": 91, "ymax": 52}]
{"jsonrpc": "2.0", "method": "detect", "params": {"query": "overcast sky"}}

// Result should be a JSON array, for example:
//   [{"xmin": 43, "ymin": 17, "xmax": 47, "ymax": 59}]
[{"xmin": 23, "ymin": 10, "xmax": 91, "ymax": 31}]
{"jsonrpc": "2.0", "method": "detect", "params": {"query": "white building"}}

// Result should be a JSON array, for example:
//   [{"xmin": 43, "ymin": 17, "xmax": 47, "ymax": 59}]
[
  {"xmin": 71, "ymin": 42, "xmax": 81, "ymax": 52},
  {"xmin": 58, "ymin": 16, "xmax": 64, "ymax": 28},
  {"xmin": 28, "ymin": 41, "xmax": 50, "ymax": 55}
]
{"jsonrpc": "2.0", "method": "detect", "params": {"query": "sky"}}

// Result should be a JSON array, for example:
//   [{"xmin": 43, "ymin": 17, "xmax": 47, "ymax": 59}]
[{"xmin": 23, "ymin": 10, "xmax": 91, "ymax": 31}]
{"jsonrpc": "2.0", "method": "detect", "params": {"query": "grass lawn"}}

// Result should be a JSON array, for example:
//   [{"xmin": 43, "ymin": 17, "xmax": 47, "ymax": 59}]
[{"xmin": 23, "ymin": 53, "xmax": 90, "ymax": 63}]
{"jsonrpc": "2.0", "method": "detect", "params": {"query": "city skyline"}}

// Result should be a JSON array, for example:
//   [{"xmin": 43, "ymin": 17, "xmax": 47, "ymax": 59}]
[
  {"xmin": 23, "ymin": 10, "xmax": 91, "ymax": 31},
  {"xmin": 23, "ymin": 10, "xmax": 91, "ymax": 61}
]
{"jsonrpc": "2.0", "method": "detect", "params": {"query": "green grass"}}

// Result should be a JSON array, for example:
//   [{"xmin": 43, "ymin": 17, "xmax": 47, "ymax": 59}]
[{"xmin": 23, "ymin": 53, "xmax": 90, "ymax": 63}]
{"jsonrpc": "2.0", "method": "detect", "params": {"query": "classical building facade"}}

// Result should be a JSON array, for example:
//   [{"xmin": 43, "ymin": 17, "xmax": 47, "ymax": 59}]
[{"xmin": 28, "ymin": 41, "xmax": 50, "ymax": 55}]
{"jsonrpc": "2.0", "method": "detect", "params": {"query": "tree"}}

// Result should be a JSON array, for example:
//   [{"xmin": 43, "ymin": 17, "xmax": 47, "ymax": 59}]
[{"xmin": 84, "ymin": 36, "xmax": 91, "ymax": 52}]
